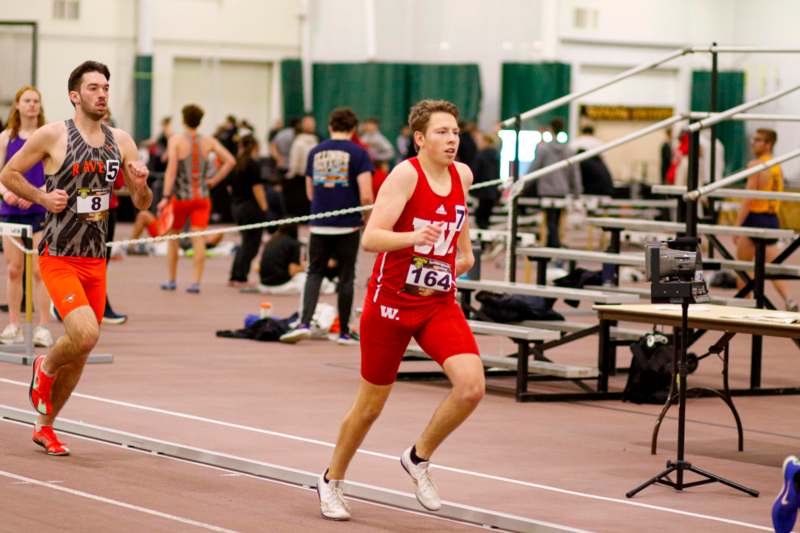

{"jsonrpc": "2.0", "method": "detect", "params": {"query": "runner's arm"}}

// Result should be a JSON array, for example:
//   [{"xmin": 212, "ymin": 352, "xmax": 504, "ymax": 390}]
[
  {"xmin": 362, "ymin": 161, "xmax": 440, "ymax": 253},
  {"xmin": 454, "ymin": 162, "xmax": 475, "ymax": 277},
  {"xmin": 161, "ymin": 134, "xmax": 179, "ymax": 201},
  {"xmin": 207, "ymin": 138, "xmax": 235, "ymax": 189}
]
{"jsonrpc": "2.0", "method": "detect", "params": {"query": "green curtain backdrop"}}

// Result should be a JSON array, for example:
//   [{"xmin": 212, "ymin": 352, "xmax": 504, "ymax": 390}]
[
  {"xmin": 691, "ymin": 70, "xmax": 746, "ymax": 174},
  {"xmin": 501, "ymin": 62, "xmax": 571, "ymax": 129},
  {"xmin": 312, "ymin": 62, "xmax": 481, "ymax": 142},
  {"xmin": 281, "ymin": 59, "xmax": 305, "ymax": 123},
  {"xmin": 133, "ymin": 55, "xmax": 152, "ymax": 142}
]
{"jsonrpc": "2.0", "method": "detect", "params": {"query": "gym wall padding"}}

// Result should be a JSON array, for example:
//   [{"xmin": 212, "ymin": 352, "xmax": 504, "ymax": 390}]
[
  {"xmin": 311, "ymin": 62, "xmax": 481, "ymax": 140},
  {"xmin": 281, "ymin": 59, "xmax": 305, "ymax": 123},
  {"xmin": 501, "ymin": 62, "xmax": 571, "ymax": 129},
  {"xmin": 691, "ymin": 70, "xmax": 746, "ymax": 175},
  {"xmin": 133, "ymin": 55, "xmax": 153, "ymax": 142}
]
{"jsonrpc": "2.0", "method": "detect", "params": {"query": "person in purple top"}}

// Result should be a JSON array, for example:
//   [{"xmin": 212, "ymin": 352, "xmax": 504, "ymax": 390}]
[{"xmin": 0, "ymin": 86, "xmax": 52, "ymax": 347}]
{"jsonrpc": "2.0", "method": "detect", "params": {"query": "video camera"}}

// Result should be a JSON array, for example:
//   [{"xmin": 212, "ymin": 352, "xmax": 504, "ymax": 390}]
[{"xmin": 645, "ymin": 237, "xmax": 709, "ymax": 304}]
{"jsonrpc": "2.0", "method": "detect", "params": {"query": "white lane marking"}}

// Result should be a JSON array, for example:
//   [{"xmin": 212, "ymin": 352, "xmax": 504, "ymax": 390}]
[
  {"xmin": 0, "ymin": 378, "xmax": 773, "ymax": 531},
  {"xmin": 0, "ymin": 469, "xmax": 238, "ymax": 532},
  {"xmin": 0, "ymin": 419, "xmax": 492, "ymax": 531}
]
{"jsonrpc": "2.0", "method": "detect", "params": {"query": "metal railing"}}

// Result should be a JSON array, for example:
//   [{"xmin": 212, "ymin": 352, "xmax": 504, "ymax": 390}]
[{"xmin": 501, "ymin": 43, "xmax": 800, "ymax": 280}]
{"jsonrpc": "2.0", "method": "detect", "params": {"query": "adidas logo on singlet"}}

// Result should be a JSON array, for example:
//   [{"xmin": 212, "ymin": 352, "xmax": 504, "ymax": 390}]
[{"xmin": 435, "ymin": 204, "xmax": 447, "ymax": 215}]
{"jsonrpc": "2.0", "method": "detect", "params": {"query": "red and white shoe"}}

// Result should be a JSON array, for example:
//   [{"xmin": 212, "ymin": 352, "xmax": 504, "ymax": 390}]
[
  {"xmin": 29, "ymin": 355, "xmax": 54, "ymax": 416},
  {"xmin": 32, "ymin": 425, "xmax": 69, "ymax": 456}
]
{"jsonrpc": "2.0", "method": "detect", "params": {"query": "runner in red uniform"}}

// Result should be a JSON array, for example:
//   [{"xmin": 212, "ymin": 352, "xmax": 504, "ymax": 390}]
[{"xmin": 316, "ymin": 100, "xmax": 483, "ymax": 520}]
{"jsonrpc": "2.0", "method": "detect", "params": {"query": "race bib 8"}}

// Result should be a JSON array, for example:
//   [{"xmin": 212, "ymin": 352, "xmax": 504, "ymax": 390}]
[
  {"xmin": 404, "ymin": 256, "xmax": 452, "ymax": 296},
  {"xmin": 76, "ymin": 188, "xmax": 110, "ymax": 222}
]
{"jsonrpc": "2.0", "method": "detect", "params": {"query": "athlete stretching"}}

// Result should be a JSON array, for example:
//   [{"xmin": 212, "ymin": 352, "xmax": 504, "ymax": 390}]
[
  {"xmin": 0, "ymin": 60, "xmax": 152, "ymax": 455},
  {"xmin": 317, "ymin": 100, "xmax": 484, "ymax": 519}
]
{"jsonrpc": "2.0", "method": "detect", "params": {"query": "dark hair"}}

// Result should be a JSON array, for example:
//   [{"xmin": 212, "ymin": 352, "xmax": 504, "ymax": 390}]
[
  {"xmin": 756, "ymin": 128, "xmax": 777, "ymax": 147},
  {"xmin": 329, "ymin": 107, "xmax": 358, "ymax": 133},
  {"xmin": 161, "ymin": 116, "xmax": 172, "ymax": 127},
  {"xmin": 549, "ymin": 117, "xmax": 564, "ymax": 133},
  {"xmin": 182, "ymin": 104, "xmax": 204, "ymax": 128},
  {"xmin": 365, "ymin": 117, "xmax": 380, "ymax": 125},
  {"xmin": 581, "ymin": 125, "xmax": 595, "ymax": 135},
  {"xmin": 278, "ymin": 223, "xmax": 298, "ymax": 239},
  {"xmin": 408, "ymin": 99, "xmax": 459, "ymax": 135},
  {"xmin": 235, "ymin": 135, "xmax": 258, "ymax": 173},
  {"xmin": 68, "ymin": 61, "xmax": 110, "ymax": 94}
]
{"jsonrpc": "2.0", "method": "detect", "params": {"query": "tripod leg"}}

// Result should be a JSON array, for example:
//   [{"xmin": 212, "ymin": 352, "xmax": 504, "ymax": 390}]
[
  {"xmin": 686, "ymin": 464, "xmax": 759, "ymax": 497},
  {"xmin": 626, "ymin": 465, "xmax": 679, "ymax": 498}
]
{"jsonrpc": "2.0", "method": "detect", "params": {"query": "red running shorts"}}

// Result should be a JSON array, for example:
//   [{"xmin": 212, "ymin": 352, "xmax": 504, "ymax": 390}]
[{"xmin": 359, "ymin": 290, "xmax": 479, "ymax": 385}]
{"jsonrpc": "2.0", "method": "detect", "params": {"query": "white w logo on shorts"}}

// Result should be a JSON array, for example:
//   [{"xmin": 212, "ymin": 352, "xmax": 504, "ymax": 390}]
[{"xmin": 380, "ymin": 305, "xmax": 399, "ymax": 320}]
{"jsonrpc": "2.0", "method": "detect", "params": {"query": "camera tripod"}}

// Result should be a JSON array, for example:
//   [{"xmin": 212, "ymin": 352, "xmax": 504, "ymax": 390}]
[{"xmin": 626, "ymin": 298, "xmax": 759, "ymax": 498}]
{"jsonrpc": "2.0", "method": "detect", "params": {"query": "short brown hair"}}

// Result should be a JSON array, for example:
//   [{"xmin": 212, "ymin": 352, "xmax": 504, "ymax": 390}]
[
  {"xmin": 408, "ymin": 99, "xmax": 459, "ymax": 135},
  {"xmin": 329, "ymin": 107, "xmax": 358, "ymax": 133},
  {"xmin": 756, "ymin": 128, "xmax": 777, "ymax": 148},
  {"xmin": 68, "ymin": 61, "xmax": 110, "ymax": 93},
  {"xmin": 182, "ymin": 104, "xmax": 204, "ymax": 128}
]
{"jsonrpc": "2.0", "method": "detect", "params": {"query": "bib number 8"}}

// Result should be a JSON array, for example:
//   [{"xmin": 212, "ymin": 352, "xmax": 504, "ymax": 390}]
[{"xmin": 91, "ymin": 197, "xmax": 102, "ymax": 211}]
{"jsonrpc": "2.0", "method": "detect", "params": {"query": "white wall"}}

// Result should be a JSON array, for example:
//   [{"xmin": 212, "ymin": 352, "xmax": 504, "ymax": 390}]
[
  {"xmin": 6, "ymin": 0, "xmax": 301, "ymax": 142},
  {"xmin": 729, "ymin": 0, "xmax": 800, "ymax": 182},
  {"xmin": 310, "ymin": 0, "xmax": 545, "ymax": 132},
  {"xmin": 5, "ymin": 0, "xmax": 137, "ymax": 129}
]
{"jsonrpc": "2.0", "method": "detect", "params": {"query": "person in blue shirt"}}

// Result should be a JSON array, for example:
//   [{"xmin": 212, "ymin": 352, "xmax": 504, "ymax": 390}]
[{"xmin": 280, "ymin": 108, "xmax": 373, "ymax": 345}]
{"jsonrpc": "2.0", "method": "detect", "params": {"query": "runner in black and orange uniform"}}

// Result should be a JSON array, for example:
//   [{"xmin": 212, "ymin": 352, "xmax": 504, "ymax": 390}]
[
  {"xmin": 0, "ymin": 61, "xmax": 152, "ymax": 456},
  {"xmin": 158, "ymin": 104, "xmax": 234, "ymax": 293}
]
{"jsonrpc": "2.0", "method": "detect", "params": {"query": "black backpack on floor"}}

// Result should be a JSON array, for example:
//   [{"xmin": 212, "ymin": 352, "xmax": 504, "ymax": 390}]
[{"xmin": 623, "ymin": 333, "xmax": 674, "ymax": 404}]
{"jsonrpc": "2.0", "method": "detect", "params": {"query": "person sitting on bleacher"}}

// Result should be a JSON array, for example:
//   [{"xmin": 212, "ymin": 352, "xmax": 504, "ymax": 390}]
[
  {"xmin": 522, "ymin": 117, "xmax": 582, "ymax": 248},
  {"xmin": 735, "ymin": 128, "xmax": 797, "ymax": 312}
]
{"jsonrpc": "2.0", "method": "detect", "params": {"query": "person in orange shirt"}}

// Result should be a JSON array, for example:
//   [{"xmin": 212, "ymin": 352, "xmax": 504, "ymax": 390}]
[{"xmin": 735, "ymin": 128, "xmax": 796, "ymax": 311}]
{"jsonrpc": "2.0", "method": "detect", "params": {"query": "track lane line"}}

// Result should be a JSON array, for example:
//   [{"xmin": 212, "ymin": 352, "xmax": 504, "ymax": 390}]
[
  {"xmin": 0, "ymin": 469, "xmax": 238, "ymax": 532},
  {"xmin": 0, "ymin": 378, "xmax": 773, "ymax": 531}
]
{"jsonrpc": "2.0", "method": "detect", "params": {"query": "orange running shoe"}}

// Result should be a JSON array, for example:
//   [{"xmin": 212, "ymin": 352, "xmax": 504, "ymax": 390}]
[
  {"xmin": 29, "ymin": 355, "xmax": 54, "ymax": 416},
  {"xmin": 32, "ymin": 425, "xmax": 69, "ymax": 456}
]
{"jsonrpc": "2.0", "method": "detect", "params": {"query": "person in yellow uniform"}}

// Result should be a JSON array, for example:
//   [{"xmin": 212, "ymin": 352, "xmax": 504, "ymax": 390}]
[{"xmin": 735, "ymin": 128, "xmax": 796, "ymax": 311}]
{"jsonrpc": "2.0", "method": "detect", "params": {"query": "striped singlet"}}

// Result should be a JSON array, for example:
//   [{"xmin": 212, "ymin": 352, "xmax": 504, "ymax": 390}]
[
  {"xmin": 39, "ymin": 119, "xmax": 122, "ymax": 258},
  {"xmin": 175, "ymin": 132, "xmax": 210, "ymax": 200}
]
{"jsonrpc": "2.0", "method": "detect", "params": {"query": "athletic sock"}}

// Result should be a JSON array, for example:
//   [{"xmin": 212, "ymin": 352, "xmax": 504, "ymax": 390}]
[{"xmin": 410, "ymin": 445, "xmax": 427, "ymax": 465}]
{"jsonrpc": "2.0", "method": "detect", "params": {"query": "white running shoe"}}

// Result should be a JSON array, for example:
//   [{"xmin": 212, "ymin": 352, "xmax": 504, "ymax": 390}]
[
  {"xmin": 33, "ymin": 326, "xmax": 53, "ymax": 348},
  {"xmin": 279, "ymin": 324, "xmax": 311, "ymax": 344},
  {"xmin": 400, "ymin": 446, "xmax": 442, "ymax": 511},
  {"xmin": 316, "ymin": 472, "xmax": 351, "ymax": 520},
  {"xmin": 0, "ymin": 324, "xmax": 22, "ymax": 345}
]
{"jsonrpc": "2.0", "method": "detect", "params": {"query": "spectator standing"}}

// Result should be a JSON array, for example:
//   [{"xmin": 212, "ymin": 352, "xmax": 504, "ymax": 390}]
[
  {"xmin": 280, "ymin": 107, "xmax": 373, "ymax": 345},
  {"xmin": 229, "ymin": 135, "xmax": 267, "ymax": 287},
  {"xmin": 522, "ymin": 118, "xmax": 582, "ymax": 248},
  {"xmin": 284, "ymin": 114, "xmax": 318, "ymax": 217},
  {"xmin": 471, "ymin": 133, "xmax": 501, "ymax": 229}
]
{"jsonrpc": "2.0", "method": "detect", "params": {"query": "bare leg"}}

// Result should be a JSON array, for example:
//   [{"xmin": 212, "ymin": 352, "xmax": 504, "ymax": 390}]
[
  {"xmin": 3, "ymin": 235, "xmax": 24, "ymax": 326},
  {"xmin": 167, "ymin": 232, "xmax": 179, "ymax": 281},
  {"xmin": 766, "ymin": 244, "xmax": 793, "ymax": 306},
  {"xmin": 38, "ymin": 306, "xmax": 99, "ymax": 426},
  {"xmin": 32, "ymin": 232, "xmax": 49, "ymax": 327},
  {"xmin": 190, "ymin": 230, "xmax": 206, "ymax": 285},
  {"xmin": 735, "ymin": 236, "xmax": 755, "ymax": 293},
  {"xmin": 414, "ymin": 354, "xmax": 485, "ymax": 459},
  {"xmin": 327, "ymin": 379, "xmax": 393, "ymax": 479}
]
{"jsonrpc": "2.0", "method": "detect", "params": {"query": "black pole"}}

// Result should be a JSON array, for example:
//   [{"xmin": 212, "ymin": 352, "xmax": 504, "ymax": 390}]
[
  {"xmin": 707, "ymin": 42, "xmax": 718, "ymax": 256},
  {"xmin": 676, "ymin": 300, "xmax": 689, "ymax": 488},
  {"xmin": 685, "ymin": 128, "xmax": 700, "ymax": 238},
  {"xmin": 31, "ymin": 22, "xmax": 38, "ymax": 86},
  {"xmin": 509, "ymin": 114, "xmax": 521, "ymax": 282}
]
